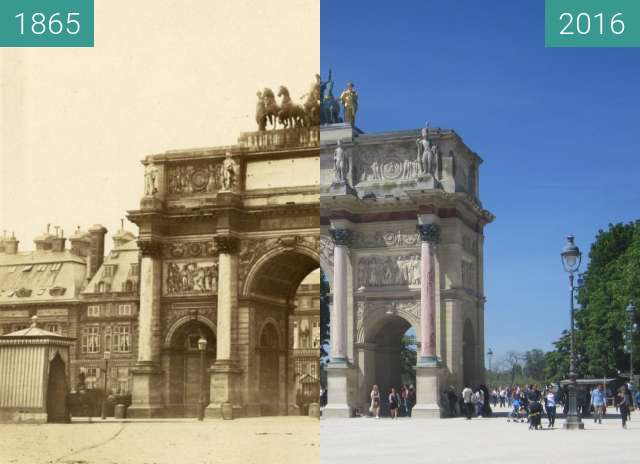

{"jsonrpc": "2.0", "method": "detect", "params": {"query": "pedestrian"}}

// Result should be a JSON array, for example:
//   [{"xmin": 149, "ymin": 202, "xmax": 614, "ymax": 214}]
[
  {"xmin": 499, "ymin": 387, "xmax": 507, "ymax": 408},
  {"xmin": 370, "ymin": 384, "xmax": 381, "ymax": 419},
  {"xmin": 545, "ymin": 386, "xmax": 557, "ymax": 428},
  {"xmin": 406, "ymin": 385, "xmax": 415, "ymax": 417},
  {"xmin": 590, "ymin": 384, "xmax": 605, "ymax": 424},
  {"xmin": 462, "ymin": 385, "xmax": 473, "ymax": 420},
  {"xmin": 446, "ymin": 386, "xmax": 458, "ymax": 417},
  {"xmin": 389, "ymin": 387, "xmax": 399, "ymax": 419},
  {"xmin": 616, "ymin": 386, "xmax": 630, "ymax": 429},
  {"xmin": 474, "ymin": 388, "xmax": 484, "ymax": 417}
]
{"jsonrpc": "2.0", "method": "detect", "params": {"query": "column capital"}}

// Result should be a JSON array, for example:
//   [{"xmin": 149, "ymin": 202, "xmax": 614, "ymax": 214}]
[
  {"xmin": 329, "ymin": 228, "xmax": 352, "ymax": 247},
  {"xmin": 138, "ymin": 239, "xmax": 163, "ymax": 258},
  {"xmin": 214, "ymin": 235, "xmax": 239, "ymax": 254},
  {"xmin": 417, "ymin": 223, "xmax": 440, "ymax": 243}
]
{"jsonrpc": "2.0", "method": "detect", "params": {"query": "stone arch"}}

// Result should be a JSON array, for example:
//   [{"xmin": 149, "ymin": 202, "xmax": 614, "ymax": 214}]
[
  {"xmin": 358, "ymin": 303, "xmax": 420, "ymax": 344},
  {"xmin": 462, "ymin": 318, "xmax": 476, "ymax": 388},
  {"xmin": 164, "ymin": 315, "xmax": 217, "ymax": 349},
  {"xmin": 242, "ymin": 244, "xmax": 319, "ymax": 301}
]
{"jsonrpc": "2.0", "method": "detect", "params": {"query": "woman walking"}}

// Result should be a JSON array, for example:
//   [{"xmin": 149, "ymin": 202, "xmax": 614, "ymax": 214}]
[
  {"xmin": 370, "ymin": 385, "xmax": 381, "ymax": 419},
  {"xmin": 389, "ymin": 387, "xmax": 399, "ymax": 419},
  {"xmin": 545, "ymin": 386, "xmax": 557, "ymax": 428}
]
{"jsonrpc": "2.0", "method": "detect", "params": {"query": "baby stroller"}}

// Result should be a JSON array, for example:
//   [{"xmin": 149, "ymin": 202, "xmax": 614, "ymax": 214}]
[
  {"xmin": 507, "ymin": 399, "xmax": 527, "ymax": 423},
  {"xmin": 528, "ymin": 401, "xmax": 543, "ymax": 430}
]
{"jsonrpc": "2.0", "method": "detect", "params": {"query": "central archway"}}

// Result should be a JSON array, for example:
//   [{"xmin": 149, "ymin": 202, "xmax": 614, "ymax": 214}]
[{"xmin": 243, "ymin": 245, "xmax": 319, "ymax": 416}]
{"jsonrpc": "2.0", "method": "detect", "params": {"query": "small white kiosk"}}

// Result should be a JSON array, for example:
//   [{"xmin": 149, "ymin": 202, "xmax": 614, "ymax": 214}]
[{"xmin": 0, "ymin": 316, "xmax": 75, "ymax": 423}]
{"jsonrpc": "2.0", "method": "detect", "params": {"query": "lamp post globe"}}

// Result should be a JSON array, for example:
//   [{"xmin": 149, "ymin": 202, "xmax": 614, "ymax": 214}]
[
  {"xmin": 561, "ymin": 235, "xmax": 584, "ymax": 430},
  {"xmin": 197, "ymin": 336, "xmax": 207, "ymax": 421}
]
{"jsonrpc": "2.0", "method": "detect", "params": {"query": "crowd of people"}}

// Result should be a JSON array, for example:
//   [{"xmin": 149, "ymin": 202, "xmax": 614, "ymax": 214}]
[
  {"xmin": 369, "ymin": 384, "xmax": 416, "ymax": 419},
  {"xmin": 356, "ymin": 380, "xmax": 639, "ymax": 429}
]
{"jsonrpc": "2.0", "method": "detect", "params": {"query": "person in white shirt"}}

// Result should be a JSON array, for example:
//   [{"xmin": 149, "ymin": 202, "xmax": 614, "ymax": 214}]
[{"xmin": 462, "ymin": 386, "xmax": 473, "ymax": 420}]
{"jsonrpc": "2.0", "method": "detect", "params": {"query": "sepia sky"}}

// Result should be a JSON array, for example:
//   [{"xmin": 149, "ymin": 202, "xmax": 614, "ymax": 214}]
[{"xmin": 1, "ymin": 0, "xmax": 319, "ymax": 252}]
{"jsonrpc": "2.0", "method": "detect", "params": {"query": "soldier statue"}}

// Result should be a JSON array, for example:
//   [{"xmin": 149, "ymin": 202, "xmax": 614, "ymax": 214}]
[
  {"xmin": 339, "ymin": 82, "xmax": 358, "ymax": 126},
  {"xmin": 416, "ymin": 125, "xmax": 439, "ymax": 178}
]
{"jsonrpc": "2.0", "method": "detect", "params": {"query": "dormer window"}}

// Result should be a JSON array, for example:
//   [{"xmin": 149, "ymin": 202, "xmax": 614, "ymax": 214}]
[
  {"xmin": 50, "ymin": 263, "xmax": 62, "ymax": 271},
  {"xmin": 103, "ymin": 265, "xmax": 116, "ymax": 278},
  {"xmin": 123, "ymin": 280, "xmax": 134, "ymax": 292},
  {"xmin": 97, "ymin": 282, "xmax": 105, "ymax": 293}
]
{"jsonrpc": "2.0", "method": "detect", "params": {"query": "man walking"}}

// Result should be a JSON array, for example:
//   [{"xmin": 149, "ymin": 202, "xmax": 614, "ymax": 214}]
[
  {"xmin": 462, "ymin": 385, "xmax": 473, "ymax": 420},
  {"xmin": 591, "ymin": 384, "xmax": 605, "ymax": 424}
]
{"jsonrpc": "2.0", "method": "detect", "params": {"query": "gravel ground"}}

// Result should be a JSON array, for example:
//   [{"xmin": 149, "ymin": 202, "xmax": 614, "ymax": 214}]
[
  {"xmin": 0, "ymin": 416, "xmax": 319, "ymax": 464},
  {"xmin": 320, "ymin": 406, "xmax": 640, "ymax": 464}
]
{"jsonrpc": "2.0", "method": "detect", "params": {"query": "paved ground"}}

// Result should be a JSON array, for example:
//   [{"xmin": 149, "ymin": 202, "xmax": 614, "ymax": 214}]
[
  {"xmin": 321, "ymin": 406, "xmax": 639, "ymax": 464},
  {"xmin": 0, "ymin": 417, "xmax": 319, "ymax": 464}
]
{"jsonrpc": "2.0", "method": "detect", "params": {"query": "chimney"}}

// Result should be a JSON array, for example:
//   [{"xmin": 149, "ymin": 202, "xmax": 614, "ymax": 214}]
[
  {"xmin": 34, "ymin": 224, "xmax": 54, "ymax": 251},
  {"xmin": 51, "ymin": 228, "xmax": 66, "ymax": 252},
  {"xmin": 87, "ymin": 224, "xmax": 107, "ymax": 280},
  {"xmin": 69, "ymin": 227, "xmax": 90, "ymax": 257},
  {"xmin": 4, "ymin": 232, "xmax": 19, "ymax": 254}
]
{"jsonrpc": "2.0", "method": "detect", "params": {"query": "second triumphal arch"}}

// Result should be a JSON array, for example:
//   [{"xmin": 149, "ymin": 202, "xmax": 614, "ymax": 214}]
[{"xmin": 319, "ymin": 76, "xmax": 494, "ymax": 417}]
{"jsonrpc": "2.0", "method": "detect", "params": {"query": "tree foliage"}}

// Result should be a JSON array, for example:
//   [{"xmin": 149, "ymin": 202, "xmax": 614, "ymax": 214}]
[{"xmin": 547, "ymin": 222, "xmax": 640, "ymax": 379}]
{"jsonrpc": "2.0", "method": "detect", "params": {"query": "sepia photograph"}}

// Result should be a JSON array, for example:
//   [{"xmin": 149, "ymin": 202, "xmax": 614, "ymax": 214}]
[{"xmin": 0, "ymin": 1, "xmax": 320, "ymax": 463}]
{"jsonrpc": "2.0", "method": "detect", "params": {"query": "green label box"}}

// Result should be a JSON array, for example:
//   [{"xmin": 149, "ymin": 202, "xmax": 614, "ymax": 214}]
[
  {"xmin": 546, "ymin": 0, "xmax": 640, "ymax": 47},
  {"xmin": 0, "ymin": 0, "xmax": 93, "ymax": 47}
]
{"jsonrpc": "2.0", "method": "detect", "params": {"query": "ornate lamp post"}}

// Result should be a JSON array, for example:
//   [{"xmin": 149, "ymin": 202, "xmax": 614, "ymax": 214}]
[
  {"xmin": 197, "ymin": 335, "xmax": 208, "ymax": 421},
  {"xmin": 560, "ymin": 235, "xmax": 584, "ymax": 430},
  {"xmin": 101, "ymin": 350, "xmax": 111, "ymax": 420},
  {"xmin": 487, "ymin": 348, "xmax": 494, "ymax": 372},
  {"xmin": 625, "ymin": 302, "xmax": 637, "ymax": 404}
]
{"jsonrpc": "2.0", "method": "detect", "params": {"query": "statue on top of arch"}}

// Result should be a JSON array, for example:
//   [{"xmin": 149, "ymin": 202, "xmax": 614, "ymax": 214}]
[{"xmin": 255, "ymin": 76, "xmax": 321, "ymax": 131}]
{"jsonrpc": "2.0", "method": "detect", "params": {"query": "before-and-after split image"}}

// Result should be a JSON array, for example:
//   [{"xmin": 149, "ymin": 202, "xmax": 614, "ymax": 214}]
[{"xmin": 1, "ymin": 1, "xmax": 640, "ymax": 463}]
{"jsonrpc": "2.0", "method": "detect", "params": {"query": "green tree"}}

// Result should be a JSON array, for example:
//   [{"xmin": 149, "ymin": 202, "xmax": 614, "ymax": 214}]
[
  {"xmin": 399, "ymin": 335, "xmax": 416, "ymax": 386},
  {"xmin": 523, "ymin": 349, "xmax": 546, "ymax": 381},
  {"xmin": 547, "ymin": 222, "xmax": 640, "ymax": 378}
]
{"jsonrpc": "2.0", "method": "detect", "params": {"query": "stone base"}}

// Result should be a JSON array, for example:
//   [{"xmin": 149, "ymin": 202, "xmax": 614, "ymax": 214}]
[
  {"xmin": 412, "ymin": 365, "xmax": 444, "ymax": 418},
  {"xmin": 0, "ymin": 409, "xmax": 48, "ymax": 424},
  {"xmin": 205, "ymin": 360, "xmax": 243, "ymax": 419},
  {"xmin": 128, "ymin": 362, "xmax": 165, "ymax": 418},
  {"xmin": 323, "ymin": 362, "xmax": 354, "ymax": 418},
  {"xmin": 139, "ymin": 196, "xmax": 164, "ymax": 211},
  {"xmin": 563, "ymin": 418, "xmax": 585, "ymax": 430},
  {"xmin": 319, "ymin": 123, "xmax": 362, "ymax": 144}
]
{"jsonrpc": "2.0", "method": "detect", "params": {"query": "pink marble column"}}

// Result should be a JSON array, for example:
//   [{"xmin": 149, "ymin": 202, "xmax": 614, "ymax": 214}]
[
  {"xmin": 330, "ymin": 228, "xmax": 351, "ymax": 363},
  {"xmin": 417, "ymin": 223, "xmax": 440, "ymax": 364}
]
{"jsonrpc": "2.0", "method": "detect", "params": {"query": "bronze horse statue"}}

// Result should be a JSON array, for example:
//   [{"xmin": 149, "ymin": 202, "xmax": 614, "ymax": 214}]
[{"xmin": 277, "ymin": 86, "xmax": 305, "ymax": 129}]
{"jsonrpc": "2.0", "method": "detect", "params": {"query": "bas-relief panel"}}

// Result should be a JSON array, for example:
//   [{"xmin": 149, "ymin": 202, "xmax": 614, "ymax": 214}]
[
  {"xmin": 164, "ymin": 261, "xmax": 218, "ymax": 296},
  {"xmin": 351, "ymin": 229, "xmax": 420, "ymax": 248},
  {"xmin": 357, "ymin": 254, "xmax": 420, "ymax": 287},
  {"xmin": 166, "ymin": 162, "xmax": 224, "ymax": 196}
]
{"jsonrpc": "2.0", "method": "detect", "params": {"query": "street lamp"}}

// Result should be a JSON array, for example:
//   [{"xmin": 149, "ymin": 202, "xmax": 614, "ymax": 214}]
[
  {"xmin": 197, "ymin": 334, "xmax": 208, "ymax": 421},
  {"xmin": 487, "ymin": 348, "xmax": 494, "ymax": 372},
  {"xmin": 560, "ymin": 235, "xmax": 584, "ymax": 430},
  {"xmin": 625, "ymin": 302, "xmax": 637, "ymax": 403},
  {"xmin": 101, "ymin": 350, "xmax": 111, "ymax": 420}
]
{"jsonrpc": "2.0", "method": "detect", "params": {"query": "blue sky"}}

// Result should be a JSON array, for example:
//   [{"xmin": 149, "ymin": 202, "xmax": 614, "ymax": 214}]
[{"xmin": 321, "ymin": 0, "xmax": 640, "ymax": 367}]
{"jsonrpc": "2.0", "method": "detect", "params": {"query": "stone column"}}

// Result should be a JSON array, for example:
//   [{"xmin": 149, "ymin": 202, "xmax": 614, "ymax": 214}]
[
  {"xmin": 129, "ymin": 240, "xmax": 164, "ymax": 417},
  {"xmin": 206, "ymin": 235, "xmax": 242, "ymax": 419},
  {"xmin": 413, "ymin": 219, "xmax": 444, "ymax": 418},
  {"xmin": 323, "ymin": 227, "xmax": 354, "ymax": 418},
  {"xmin": 329, "ymin": 228, "xmax": 351, "ymax": 363},
  {"xmin": 417, "ymin": 223, "xmax": 440, "ymax": 365}
]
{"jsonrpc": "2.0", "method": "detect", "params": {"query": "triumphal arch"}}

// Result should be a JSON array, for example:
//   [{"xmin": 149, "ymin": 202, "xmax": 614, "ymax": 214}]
[
  {"xmin": 127, "ymin": 80, "xmax": 320, "ymax": 418},
  {"xmin": 319, "ymin": 73, "xmax": 494, "ymax": 417}
]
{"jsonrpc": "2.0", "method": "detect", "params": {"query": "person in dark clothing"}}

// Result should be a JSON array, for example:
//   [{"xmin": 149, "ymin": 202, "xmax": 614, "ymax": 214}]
[
  {"xmin": 446, "ymin": 386, "xmax": 458, "ymax": 417},
  {"xmin": 616, "ymin": 387, "xmax": 630, "ymax": 429}
]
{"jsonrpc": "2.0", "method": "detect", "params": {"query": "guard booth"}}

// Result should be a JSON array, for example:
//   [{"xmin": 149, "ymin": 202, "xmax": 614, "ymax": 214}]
[{"xmin": 0, "ymin": 317, "xmax": 75, "ymax": 423}]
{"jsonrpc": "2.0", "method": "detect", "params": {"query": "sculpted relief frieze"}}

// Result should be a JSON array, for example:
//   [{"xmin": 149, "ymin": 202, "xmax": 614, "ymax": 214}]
[
  {"xmin": 166, "ymin": 154, "xmax": 241, "ymax": 196},
  {"xmin": 352, "ymin": 229, "xmax": 420, "ymax": 248},
  {"xmin": 164, "ymin": 261, "xmax": 218, "ymax": 295},
  {"xmin": 357, "ymin": 254, "xmax": 421, "ymax": 287},
  {"xmin": 163, "ymin": 241, "xmax": 216, "ymax": 259}
]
